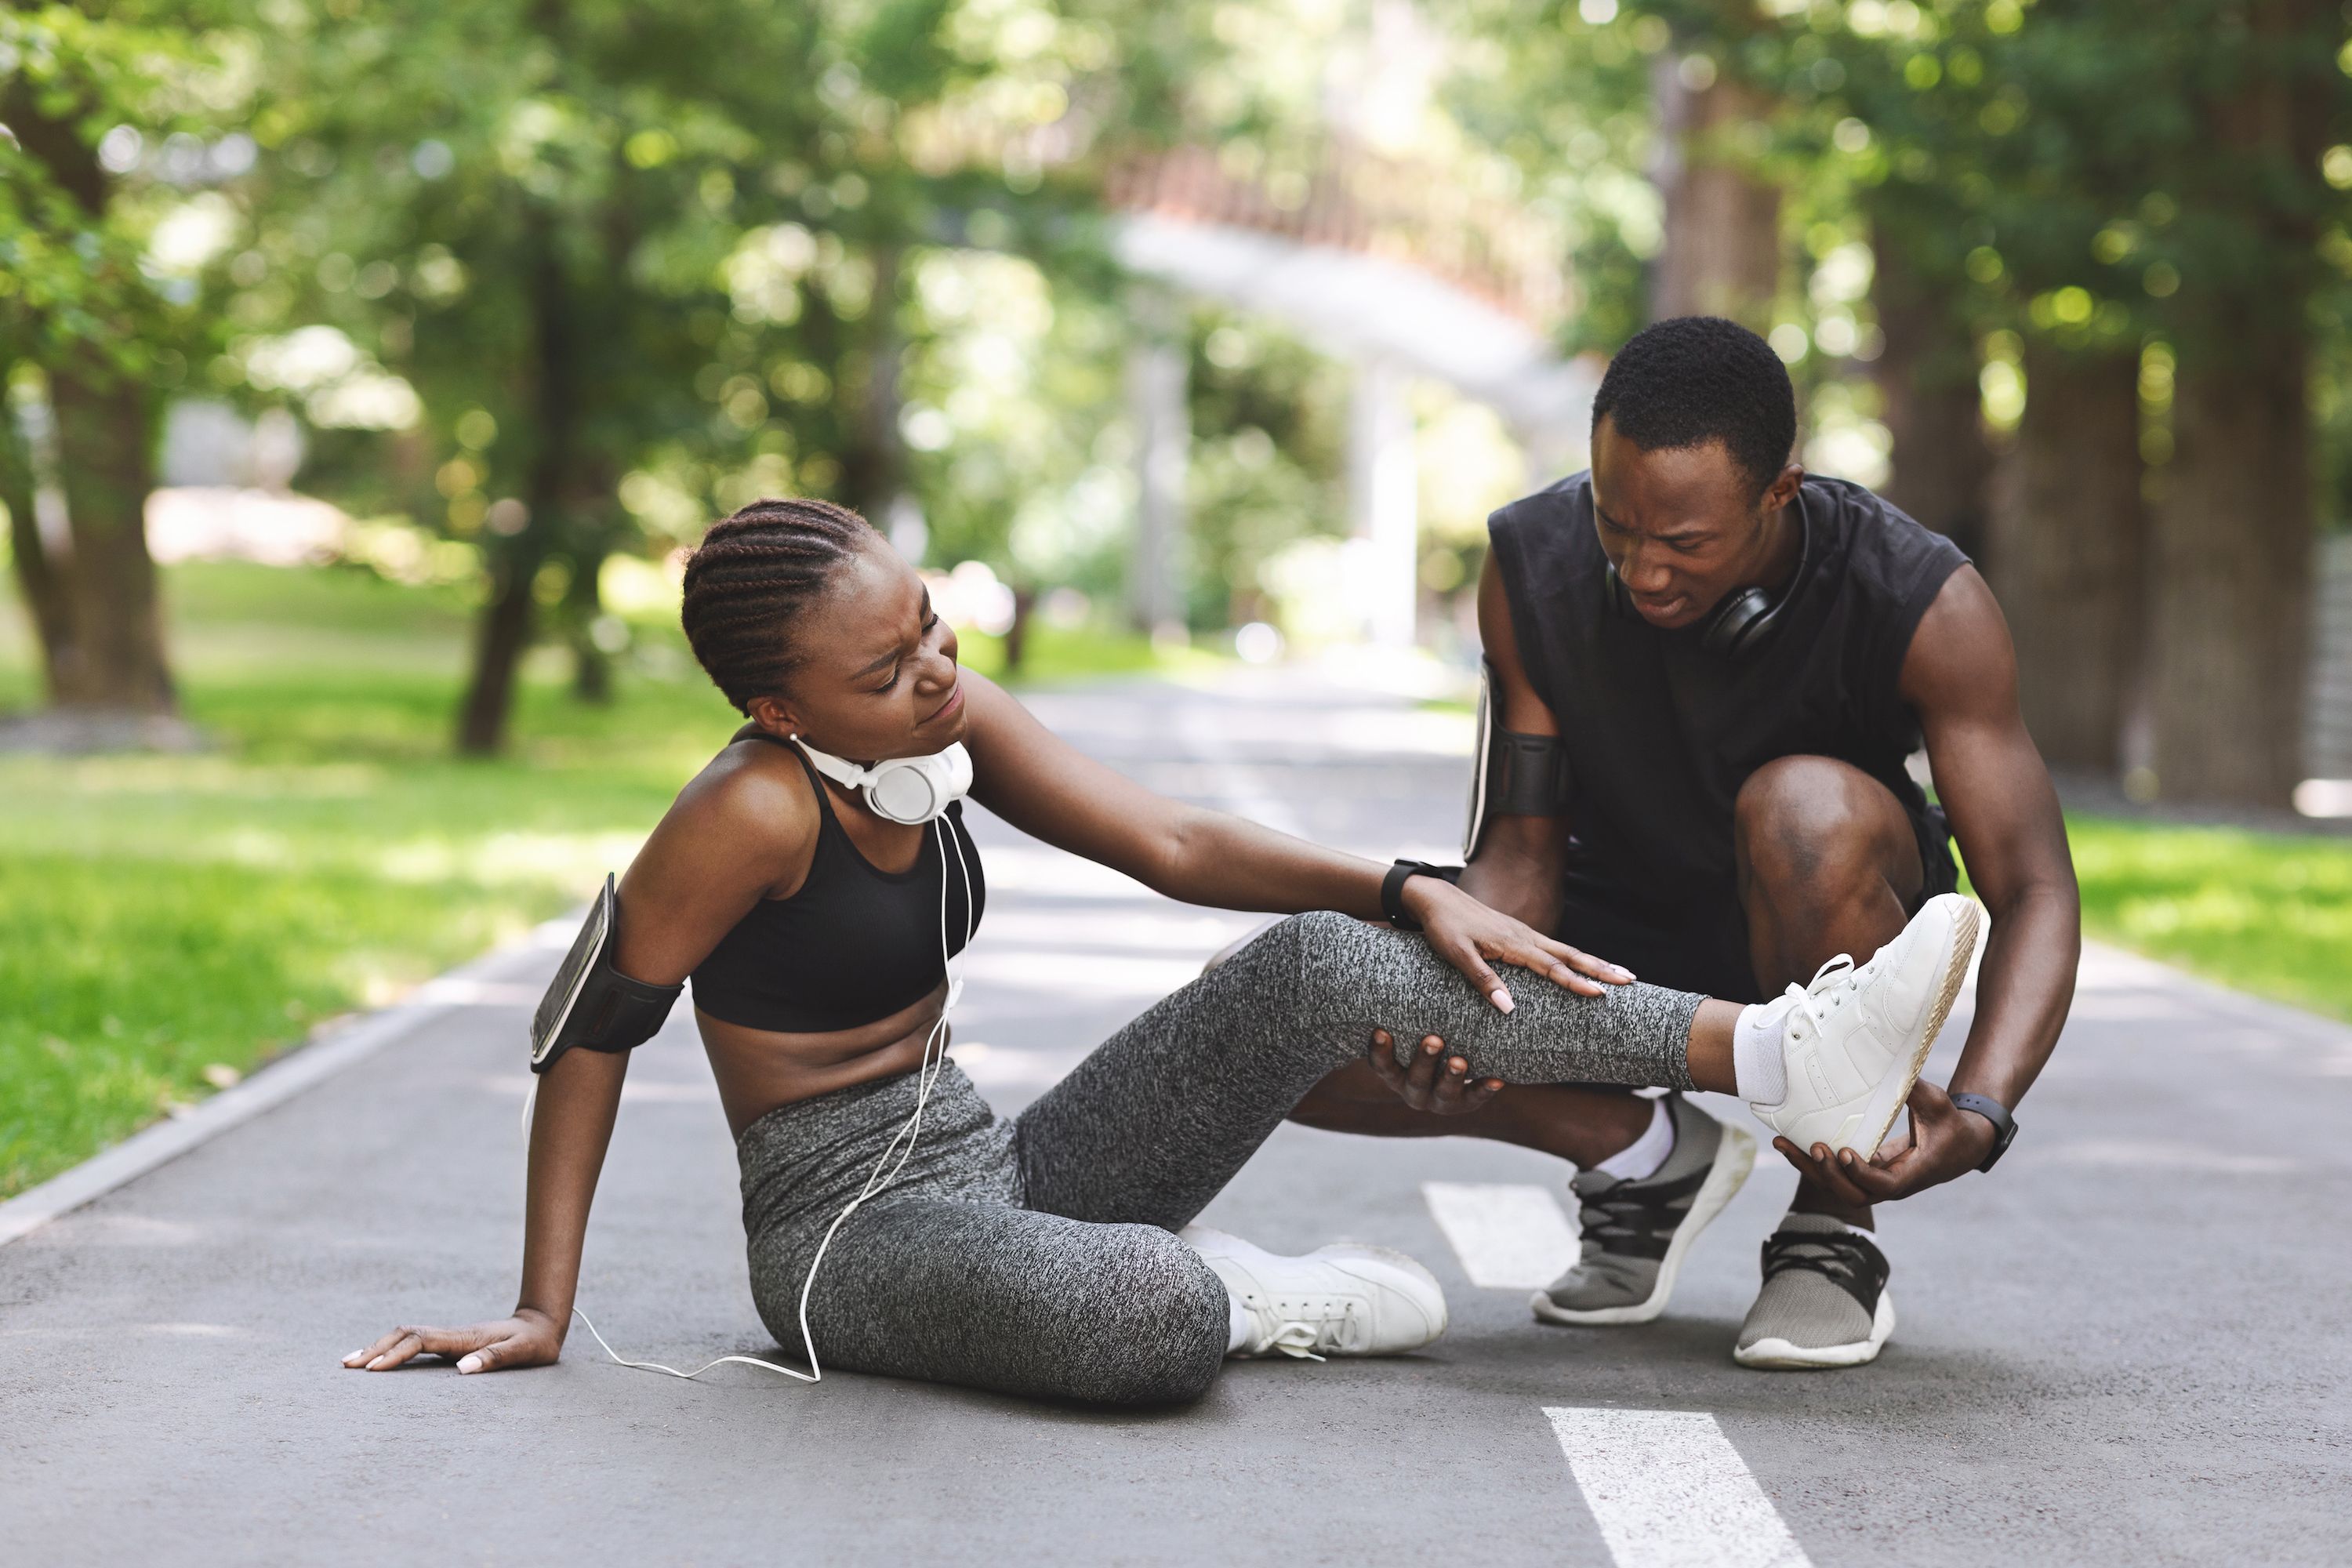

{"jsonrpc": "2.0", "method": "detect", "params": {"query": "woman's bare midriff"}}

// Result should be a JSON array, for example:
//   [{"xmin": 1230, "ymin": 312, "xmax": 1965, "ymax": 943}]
[{"xmin": 697, "ymin": 980, "xmax": 951, "ymax": 1138}]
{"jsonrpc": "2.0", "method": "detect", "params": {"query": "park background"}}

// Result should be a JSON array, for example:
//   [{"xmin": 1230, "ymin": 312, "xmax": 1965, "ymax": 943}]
[{"xmin": 2, "ymin": 0, "xmax": 2349, "ymax": 1200}]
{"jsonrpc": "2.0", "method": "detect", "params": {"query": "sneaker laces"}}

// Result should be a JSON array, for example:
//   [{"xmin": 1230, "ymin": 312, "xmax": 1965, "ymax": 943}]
[
  {"xmin": 1759, "ymin": 1226, "xmax": 1889, "ymax": 1312},
  {"xmin": 1253, "ymin": 1298, "xmax": 1365, "ymax": 1361},
  {"xmin": 1769, "ymin": 952, "xmax": 1867, "ymax": 1040}
]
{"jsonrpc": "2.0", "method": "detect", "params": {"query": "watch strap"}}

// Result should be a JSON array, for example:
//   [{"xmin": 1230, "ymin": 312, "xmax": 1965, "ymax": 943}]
[
  {"xmin": 1382, "ymin": 859, "xmax": 1437, "ymax": 931},
  {"xmin": 1948, "ymin": 1092, "xmax": 2017, "ymax": 1172}
]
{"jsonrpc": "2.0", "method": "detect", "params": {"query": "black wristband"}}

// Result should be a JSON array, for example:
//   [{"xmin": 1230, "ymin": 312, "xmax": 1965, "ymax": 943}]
[
  {"xmin": 1948, "ymin": 1092, "xmax": 2018, "ymax": 1172},
  {"xmin": 1382, "ymin": 859, "xmax": 1438, "ymax": 931}
]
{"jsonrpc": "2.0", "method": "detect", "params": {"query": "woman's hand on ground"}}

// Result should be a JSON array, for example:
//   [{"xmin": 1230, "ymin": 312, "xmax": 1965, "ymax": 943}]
[
  {"xmin": 342, "ymin": 1308, "xmax": 564, "ymax": 1374},
  {"xmin": 1769, "ymin": 1080, "xmax": 1998, "ymax": 1203},
  {"xmin": 1364, "ymin": 1028, "xmax": 1503, "ymax": 1115},
  {"xmin": 1399, "ymin": 877, "xmax": 1633, "ymax": 1011}
]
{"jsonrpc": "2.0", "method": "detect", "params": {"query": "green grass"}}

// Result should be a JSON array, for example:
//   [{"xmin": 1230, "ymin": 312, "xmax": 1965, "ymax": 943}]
[
  {"xmin": 0, "ymin": 561, "xmax": 1197, "ymax": 1198},
  {"xmin": 2067, "ymin": 817, "xmax": 2352, "ymax": 1022}
]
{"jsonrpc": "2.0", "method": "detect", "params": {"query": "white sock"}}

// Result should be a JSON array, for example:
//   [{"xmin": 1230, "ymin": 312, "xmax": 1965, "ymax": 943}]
[
  {"xmin": 1224, "ymin": 1288, "xmax": 1251, "ymax": 1355},
  {"xmin": 1733, "ymin": 1003, "xmax": 1789, "ymax": 1105},
  {"xmin": 1595, "ymin": 1097, "xmax": 1675, "ymax": 1181}
]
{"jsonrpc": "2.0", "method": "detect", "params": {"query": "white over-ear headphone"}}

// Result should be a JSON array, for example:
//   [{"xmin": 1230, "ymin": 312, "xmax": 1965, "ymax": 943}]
[{"xmin": 795, "ymin": 739, "xmax": 974, "ymax": 825}]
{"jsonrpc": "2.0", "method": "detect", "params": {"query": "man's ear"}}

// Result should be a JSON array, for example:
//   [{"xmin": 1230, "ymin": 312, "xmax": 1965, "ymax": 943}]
[
  {"xmin": 1761, "ymin": 462, "xmax": 1805, "ymax": 516},
  {"xmin": 744, "ymin": 695, "xmax": 800, "ymax": 737}
]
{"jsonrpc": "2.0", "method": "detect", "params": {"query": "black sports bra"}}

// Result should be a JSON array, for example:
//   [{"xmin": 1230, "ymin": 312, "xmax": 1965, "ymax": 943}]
[{"xmin": 691, "ymin": 734, "xmax": 985, "ymax": 1033}]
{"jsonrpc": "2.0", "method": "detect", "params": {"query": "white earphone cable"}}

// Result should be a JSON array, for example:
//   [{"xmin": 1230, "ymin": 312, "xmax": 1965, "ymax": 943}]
[{"xmin": 559, "ymin": 804, "xmax": 977, "ymax": 1385}]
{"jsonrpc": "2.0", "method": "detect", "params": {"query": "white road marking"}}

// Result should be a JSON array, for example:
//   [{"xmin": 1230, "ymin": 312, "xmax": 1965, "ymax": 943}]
[
  {"xmin": 1545, "ymin": 1408, "xmax": 1812, "ymax": 1568},
  {"xmin": 1420, "ymin": 1181, "xmax": 1579, "ymax": 1289}
]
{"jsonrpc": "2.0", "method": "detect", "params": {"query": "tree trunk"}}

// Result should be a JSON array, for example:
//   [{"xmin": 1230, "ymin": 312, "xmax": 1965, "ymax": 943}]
[
  {"xmin": 1004, "ymin": 584, "xmax": 1037, "ymax": 673},
  {"xmin": 456, "ymin": 550, "xmax": 543, "ymax": 754},
  {"xmin": 564, "ymin": 541, "xmax": 613, "ymax": 704},
  {"xmin": 2, "ymin": 393, "xmax": 82, "ymax": 704},
  {"xmin": 3, "ymin": 64, "xmax": 173, "ymax": 717},
  {"xmin": 2146, "ymin": 333, "xmax": 2312, "ymax": 804},
  {"xmin": 456, "ymin": 211, "xmax": 575, "ymax": 756},
  {"xmin": 49, "ymin": 354, "xmax": 172, "ymax": 713},
  {"xmin": 1650, "ymin": 60, "xmax": 1780, "ymax": 328},
  {"xmin": 1871, "ymin": 231, "xmax": 1993, "ymax": 565},
  {"xmin": 838, "ymin": 244, "xmax": 906, "ymax": 527},
  {"xmin": 2142, "ymin": 0, "xmax": 2330, "ymax": 806},
  {"xmin": 1988, "ymin": 342, "xmax": 2143, "ymax": 773}
]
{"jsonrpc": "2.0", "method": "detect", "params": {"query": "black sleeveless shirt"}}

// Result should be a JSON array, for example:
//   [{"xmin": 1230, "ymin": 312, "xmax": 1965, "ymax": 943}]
[
  {"xmin": 691, "ymin": 736, "xmax": 985, "ymax": 1033},
  {"xmin": 1486, "ymin": 470, "xmax": 1966, "ymax": 906}
]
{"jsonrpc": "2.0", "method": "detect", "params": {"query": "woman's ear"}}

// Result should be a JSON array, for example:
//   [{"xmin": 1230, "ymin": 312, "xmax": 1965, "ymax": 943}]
[{"xmin": 745, "ymin": 695, "xmax": 799, "ymax": 738}]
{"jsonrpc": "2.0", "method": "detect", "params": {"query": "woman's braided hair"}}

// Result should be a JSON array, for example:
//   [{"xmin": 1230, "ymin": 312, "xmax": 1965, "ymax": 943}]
[{"xmin": 680, "ymin": 497, "xmax": 873, "ymax": 713}]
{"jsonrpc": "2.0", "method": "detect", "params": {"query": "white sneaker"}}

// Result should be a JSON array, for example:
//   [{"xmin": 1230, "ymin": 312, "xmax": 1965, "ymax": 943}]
[
  {"xmin": 1179, "ymin": 1225, "xmax": 1448, "ymax": 1359},
  {"xmin": 1748, "ymin": 894, "xmax": 1984, "ymax": 1159}
]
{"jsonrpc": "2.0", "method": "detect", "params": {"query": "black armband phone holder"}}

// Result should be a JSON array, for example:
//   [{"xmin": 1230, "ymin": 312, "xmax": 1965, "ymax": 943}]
[
  {"xmin": 1463, "ymin": 659, "xmax": 1573, "ymax": 858},
  {"xmin": 529, "ymin": 875, "xmax": 684, "ymax": 1075}
]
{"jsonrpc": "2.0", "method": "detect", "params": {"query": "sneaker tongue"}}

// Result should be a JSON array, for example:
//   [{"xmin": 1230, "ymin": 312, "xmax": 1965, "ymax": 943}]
[{"xmin": 1569, "ymin": 1169, "xmax": 1624, "ymax": 1198}]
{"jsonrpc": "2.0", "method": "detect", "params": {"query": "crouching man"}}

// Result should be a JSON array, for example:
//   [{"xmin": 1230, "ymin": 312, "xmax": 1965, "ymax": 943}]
[{"xmin": 1304, "ymin": 316, "xmax": 2081, "ymax": 1368}]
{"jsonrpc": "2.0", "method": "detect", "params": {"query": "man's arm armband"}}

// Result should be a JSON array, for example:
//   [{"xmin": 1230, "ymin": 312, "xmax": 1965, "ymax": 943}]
[
  {"xmin": 1464, "ymin": 659, "xmax": 1573, "ymax": 859},
  {"xmin": 529, "ymin": 874, "xmax": 684, "ymax": 1075}
]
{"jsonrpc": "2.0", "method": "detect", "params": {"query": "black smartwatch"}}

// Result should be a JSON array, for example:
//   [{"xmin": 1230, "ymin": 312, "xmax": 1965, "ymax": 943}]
[
  {"xmin": 1381, "ymin": 859, "xmax": 1441, "ymax": 931},
  {"xmin": 1948, "ymin": 1093, "xmax": 2018, "ymax": 1172}
]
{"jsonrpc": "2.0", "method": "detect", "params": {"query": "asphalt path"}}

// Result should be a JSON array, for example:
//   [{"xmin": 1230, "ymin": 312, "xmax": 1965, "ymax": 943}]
[{"xmin": 4, "ymin": 665, "xmax": 2349, "ymax": 1566}]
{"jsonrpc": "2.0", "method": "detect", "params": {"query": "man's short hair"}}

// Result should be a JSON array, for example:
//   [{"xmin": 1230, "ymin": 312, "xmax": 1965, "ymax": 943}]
[{"xmin": 1590, "ymin": 317, "xmax": 1797, "ymax": 500}]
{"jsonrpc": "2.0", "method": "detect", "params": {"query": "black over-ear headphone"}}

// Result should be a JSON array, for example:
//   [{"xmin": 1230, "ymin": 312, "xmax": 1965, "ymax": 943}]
[{"xmin": 1604, "ymin": 489, "xmax": 1813, "ymax": 659}]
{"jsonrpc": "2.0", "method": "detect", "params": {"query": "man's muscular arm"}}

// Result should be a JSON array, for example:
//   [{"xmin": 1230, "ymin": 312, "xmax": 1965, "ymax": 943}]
[
  {"xmin": 1457, "ymin": 552, "xmax": 1572, "ymax": 932},
  {"xmin": 1813, "ymin": 565, "xmax": 2080, "ymax": 1203}
]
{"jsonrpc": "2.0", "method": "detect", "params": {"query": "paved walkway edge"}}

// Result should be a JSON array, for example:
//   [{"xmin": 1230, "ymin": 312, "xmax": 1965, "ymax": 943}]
[{"xmin": 0, "ymin": 916, "xmax": 570, "ymax": 1251}]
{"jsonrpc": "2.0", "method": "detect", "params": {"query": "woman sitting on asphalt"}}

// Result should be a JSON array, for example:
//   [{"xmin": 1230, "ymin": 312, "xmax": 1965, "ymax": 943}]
[{"xmin": 344, "ymin": 497, "xmax": 1977, "ymax": 1405}]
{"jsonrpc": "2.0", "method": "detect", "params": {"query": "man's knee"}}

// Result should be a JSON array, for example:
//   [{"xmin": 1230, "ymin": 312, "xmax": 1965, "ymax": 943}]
[{"xmin": 1733, "ymin": 756, "xmax": 1917, "ymax": 902}]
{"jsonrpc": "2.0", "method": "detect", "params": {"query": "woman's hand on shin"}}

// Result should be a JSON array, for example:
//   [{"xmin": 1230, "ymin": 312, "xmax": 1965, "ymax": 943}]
[
  {"xmin": 1399, "ymin": 877, "xmax": 1634, "ymax": 1012},
  {"xmin": 343, "ymin": 1306, "xmax": 565, "ymax": 1376}
]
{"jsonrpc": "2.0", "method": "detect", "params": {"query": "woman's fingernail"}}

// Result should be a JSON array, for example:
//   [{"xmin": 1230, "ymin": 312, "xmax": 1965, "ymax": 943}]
[
  {"xmin": 456, "ymin": 1356, "xmax": 481, "ymax": 1374},
  {"xmin": 1491, "ymin": 989, "xmax": 1514, "ymax": 1014},
  {"xmin": 1613, "ymin": 966, "xmax": 1635, "ymax": 980}
]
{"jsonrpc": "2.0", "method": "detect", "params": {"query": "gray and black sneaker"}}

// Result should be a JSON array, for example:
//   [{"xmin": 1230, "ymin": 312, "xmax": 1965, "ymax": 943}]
[
  {"xmin": 1530, "ymin": 1094, "xmax": 1756, "ymax": 1327},
  {"xmin": 1733, "ymin": 1213, "xmax": 1895, "ymax": 1369}
]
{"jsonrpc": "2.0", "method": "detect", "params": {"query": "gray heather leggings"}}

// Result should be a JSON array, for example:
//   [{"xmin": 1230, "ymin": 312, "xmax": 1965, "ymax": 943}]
[{"xmin": 737, "ymin": 911, "xmax": 1703, "ymax": 1406}]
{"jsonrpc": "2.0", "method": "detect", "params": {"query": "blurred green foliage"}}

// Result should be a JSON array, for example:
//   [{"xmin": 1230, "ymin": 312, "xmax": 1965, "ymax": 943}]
[{"xmin": 1450, "ymin": 0, "xmax": 2351, "ymax": 525}]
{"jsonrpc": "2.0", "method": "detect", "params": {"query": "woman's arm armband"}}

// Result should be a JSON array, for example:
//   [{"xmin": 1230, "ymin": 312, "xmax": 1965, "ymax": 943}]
[{"xmin": 529, "ymin": 875, "xmax": 684, "ymax": 1074}]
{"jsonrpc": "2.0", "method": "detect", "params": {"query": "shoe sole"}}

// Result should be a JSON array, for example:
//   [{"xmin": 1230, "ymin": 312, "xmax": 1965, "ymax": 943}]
[
  {"xmin": 1528, "ymin": 1120, "xmax": 1758, "ymax": 1328},
  {"xmin": 1312, "ymin": 1243, "xmax": 1450, "ymax": 1347},
  {"xmin": 1844, "ymin": 898, "xmax": 1983, "ymax": 1160},
  {"xmin": 1733, "ymin": 1289, "xmax": 1896, "ymax": 1370}
]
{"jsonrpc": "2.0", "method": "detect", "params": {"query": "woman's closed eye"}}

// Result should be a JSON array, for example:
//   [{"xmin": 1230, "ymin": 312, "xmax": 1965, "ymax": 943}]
[{"xmin": 873, "ymin": 615, "xmax": 942, "ymax": 693}]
